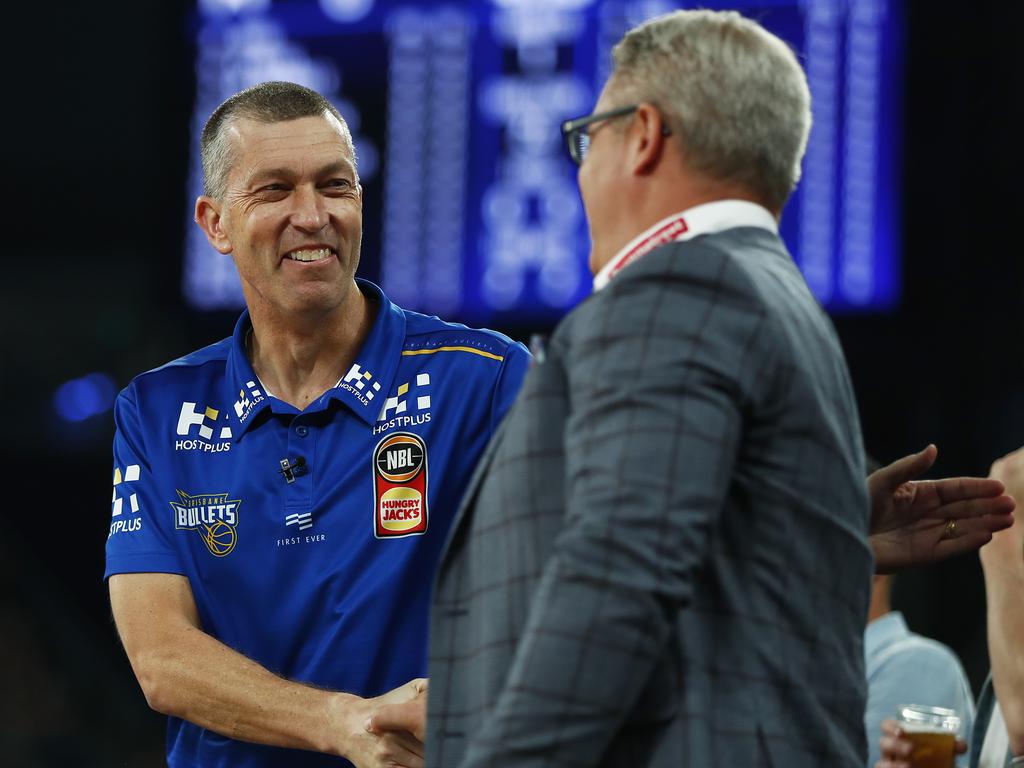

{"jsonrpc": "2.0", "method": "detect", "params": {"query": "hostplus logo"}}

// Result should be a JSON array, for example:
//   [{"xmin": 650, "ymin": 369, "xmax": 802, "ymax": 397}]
[
  {"xmin": 109, "ymin": 464, "xmax": 143, "ymax": 538},
  {"xmin": 373, "ymin": 373, "xmax": 432, "ymax": 435},
  {"xmin": 175, "ymin": 402, "xmax": 232, "ymax": 453},
  {"xmin": 234, "ymin": 380, "xmax": 265, "ymax": 423},
  {"xmin": 339, "ymin": 363, "xmax": 382, "ymax": 407}
]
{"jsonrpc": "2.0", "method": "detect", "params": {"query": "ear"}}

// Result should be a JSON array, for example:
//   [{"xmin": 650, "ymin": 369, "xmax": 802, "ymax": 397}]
[
  {"xmin": 194, "ymin": 196, "xmax": 233, "ymax": 255},
  {"xmin": 626, "ymin": 103, "xmax": 669, "ymax": 177}
]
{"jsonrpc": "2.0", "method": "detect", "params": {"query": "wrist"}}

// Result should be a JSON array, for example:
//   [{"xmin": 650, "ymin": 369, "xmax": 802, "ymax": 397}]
[{"xmin": 324, "ymin": 691, "xmax": 366, "ymax": 758}]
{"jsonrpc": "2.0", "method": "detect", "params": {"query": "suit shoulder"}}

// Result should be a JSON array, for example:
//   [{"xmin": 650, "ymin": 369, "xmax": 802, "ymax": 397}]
[{"xmin": 625, "ymin": 229, "xmax": 793, "ymax": 300}]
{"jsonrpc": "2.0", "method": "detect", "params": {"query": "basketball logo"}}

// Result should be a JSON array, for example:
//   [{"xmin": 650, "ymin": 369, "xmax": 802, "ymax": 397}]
[
  {"xmin": 203, "ymin": 520, "xmax": 237, "ymax": 557},
  {"xmin": 373, "ymin": 432, "xmax": 429, "ymax": 538},
  {"xmin": 171, "ymin": 490, "xmax": 242, "ymax": 557}
]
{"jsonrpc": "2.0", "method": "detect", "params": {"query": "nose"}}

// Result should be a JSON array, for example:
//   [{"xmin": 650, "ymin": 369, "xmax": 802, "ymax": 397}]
[{"xmin": 289, "ymin": 184, "xmax": 328, "ymax": 233}]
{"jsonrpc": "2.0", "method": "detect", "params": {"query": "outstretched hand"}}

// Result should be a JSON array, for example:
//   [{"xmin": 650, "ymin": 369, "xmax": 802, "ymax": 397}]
[{"xmin": 869, "ymin": 444, "xmax": 1015, "ymax": 573}]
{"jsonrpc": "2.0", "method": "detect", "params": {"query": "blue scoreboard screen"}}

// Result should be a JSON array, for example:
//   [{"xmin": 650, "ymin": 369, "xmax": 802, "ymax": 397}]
[{"xmin": 184, "ymin": 0, "xmax": 902, "ymax": 321}]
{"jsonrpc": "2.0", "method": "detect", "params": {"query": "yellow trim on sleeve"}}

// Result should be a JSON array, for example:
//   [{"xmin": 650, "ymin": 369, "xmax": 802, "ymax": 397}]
[{"xmin": 401, "ymin": 346, "xmax": 504, "ymax": 362}]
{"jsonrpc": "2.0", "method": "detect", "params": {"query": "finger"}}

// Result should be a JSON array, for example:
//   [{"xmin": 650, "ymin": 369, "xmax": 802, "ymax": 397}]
[
  {"xmin": 391, "ymin": 729, "xmax": 425, "ymax": 759},
  {"xmin": 873, "ymin": 445, "xmax": 937, "ymax": 491},
  {"xmin": 923, "ymin": 477, "xmax": 1009, "ymax": 505},
  {"xmin": 880, "ymin": 734, "xmax": 913, "ymax": 759},
  {"xmin": 414, "ymin": 678, "xmax": 429, "ymax": 695},
  {"xmin": 376, "ymin": 733, "xmax": 423, "ymax": 768},
  {"xmin": 931, "ymin": 529, "xmax": 1003, "ymax": 562},
  {"xmin": 955, "ymin": 738, "xmax": 968, "ymax": 755},
  {"xmin": 366, "ymin": 700, "xmax": 425, "ymax": 739},
  {"xmin": 879, "ymin": 718, "xmax": 902, "ymax": 738},
  {"xmin": 923, "ymin": 494, "xmax": 1016, "ymax": 521},
  {"xmin": 937, "ymin": 512, "xmax": 1011, "ymax": 540},
  {"xmin": 374, "ymin": 736, "xmax": 424, "ymax": 768}
]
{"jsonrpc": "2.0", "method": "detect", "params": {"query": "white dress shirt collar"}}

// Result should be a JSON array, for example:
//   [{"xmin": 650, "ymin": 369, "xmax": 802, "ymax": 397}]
[{"xmin": 593, "ymin": 199, "xmax": 778, "ymax": 292}]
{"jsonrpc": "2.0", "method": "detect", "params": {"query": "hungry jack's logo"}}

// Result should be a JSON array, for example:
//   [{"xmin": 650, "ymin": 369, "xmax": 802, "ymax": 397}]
[{"xmin": 373, "ymin": 432, "xmax": 428, "ymax": 538}]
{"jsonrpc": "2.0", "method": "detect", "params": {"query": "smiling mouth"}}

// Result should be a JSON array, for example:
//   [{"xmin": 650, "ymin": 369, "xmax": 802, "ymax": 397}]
[{"xmin": 285, "ymin": 247, "xmax": 336, "ymax": 263}]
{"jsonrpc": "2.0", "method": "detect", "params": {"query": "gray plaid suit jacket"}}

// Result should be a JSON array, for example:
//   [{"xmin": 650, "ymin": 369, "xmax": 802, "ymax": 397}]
[{"xmin": 426, "ymin": 227, "xmax": 874, "ymax": 768}]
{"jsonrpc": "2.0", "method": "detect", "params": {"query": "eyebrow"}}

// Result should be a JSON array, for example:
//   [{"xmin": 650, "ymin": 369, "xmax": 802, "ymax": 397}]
[{"xmin": 244, "ymin": 160, "xmax": 356, "ymax": 187}]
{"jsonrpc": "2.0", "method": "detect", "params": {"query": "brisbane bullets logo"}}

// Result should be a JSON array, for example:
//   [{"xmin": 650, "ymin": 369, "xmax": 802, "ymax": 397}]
[
  {"xmin": 372, "ymin": 432, "xmax": 428, "ymax": 538},
  {"xmin": 171, "ymin": 490, "xmax": 241, "ymax": 557}
]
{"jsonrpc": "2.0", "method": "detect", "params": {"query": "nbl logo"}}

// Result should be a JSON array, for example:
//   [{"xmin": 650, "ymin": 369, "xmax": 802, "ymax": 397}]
[
  {"xmin": 372, "ymin": 432, "xmax": 428, "ymax": 538},
  {"xmin": 170, "ymin": 490, "xmax": 241, "ymax": 557}
]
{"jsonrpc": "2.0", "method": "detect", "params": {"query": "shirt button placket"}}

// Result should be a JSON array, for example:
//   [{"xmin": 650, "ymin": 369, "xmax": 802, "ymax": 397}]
[{"xmin": 285, "ymin": 421, "xmax": 313, "ymax": 510}]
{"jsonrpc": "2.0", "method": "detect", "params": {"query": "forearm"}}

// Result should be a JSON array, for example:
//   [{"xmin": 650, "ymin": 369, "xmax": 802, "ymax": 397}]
[
  {"xmin": 134, "ymin": 622, "xmax": 352, "ymax": 755},
  {"xmin": 980, "ymin": 541, "xmax": 1024, "ymax": 755}
]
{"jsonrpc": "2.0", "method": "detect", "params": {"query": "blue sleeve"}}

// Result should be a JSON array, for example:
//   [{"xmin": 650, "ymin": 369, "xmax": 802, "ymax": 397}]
[
  {"xmin": 489, "ymin": 340, "xmax": 531, "ymax": 432},
  {"xmin": 104, "ymin": 387, "xmax": 186, "ymax": 579},
  {"xmin": 864, "ymin": 640, "xmax": 976, "ymax": 768}
]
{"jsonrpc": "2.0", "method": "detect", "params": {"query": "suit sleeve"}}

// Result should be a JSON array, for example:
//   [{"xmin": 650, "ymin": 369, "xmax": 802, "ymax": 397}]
[
  {"xmin": 104, "ymin": 387, "xmax": 185, "ymax": 578},
  {"xmin": 459, "ymin": 255, "xmax": 771, "ymax": 768}
]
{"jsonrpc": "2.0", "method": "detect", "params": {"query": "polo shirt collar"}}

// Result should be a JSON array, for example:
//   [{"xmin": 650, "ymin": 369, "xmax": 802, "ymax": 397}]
[
  {"xmin": 864, "ymin": 610, "xmax": 910, "ymax": 660},
  {"xmin": 592, "ymin": 199, "xmax": 779, "ymax": 291},
  {"xmin": 225, "ymin": 279, "xmax": 406, "ymax": 437}
]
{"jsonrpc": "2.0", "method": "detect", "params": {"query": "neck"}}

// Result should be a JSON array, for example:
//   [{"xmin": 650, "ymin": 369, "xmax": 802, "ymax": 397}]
[
  {"xmin": 867, "ymin": 577, "xmax": 892, "ymax": 625},
  {"xmin": 247, "ymin": 282, "xmax": 374, "ymax": 410}
]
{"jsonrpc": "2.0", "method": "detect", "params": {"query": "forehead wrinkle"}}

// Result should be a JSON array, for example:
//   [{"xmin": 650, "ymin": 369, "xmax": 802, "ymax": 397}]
[
  {"xmin": 242, "ymin": 158, "xmax": 355, "ymax": 189},
  {"xmin": 236, "ymin": 147, "xmax": 356, "ymax": 191},
  {"xmin": 230, "ymin": 118, "xmax": 356, "ymax": 188}
]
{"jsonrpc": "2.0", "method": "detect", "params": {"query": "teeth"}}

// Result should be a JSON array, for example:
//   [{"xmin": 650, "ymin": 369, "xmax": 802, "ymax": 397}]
[{"xmin": 289, "ymin": 248, "xmax": 331, "ymax": 262}]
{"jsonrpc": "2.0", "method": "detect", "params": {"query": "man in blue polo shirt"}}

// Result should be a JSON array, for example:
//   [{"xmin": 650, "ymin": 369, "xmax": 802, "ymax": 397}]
[{"xmin": 105, "ymin": 81, "xmax": 529, "ymax": 768}]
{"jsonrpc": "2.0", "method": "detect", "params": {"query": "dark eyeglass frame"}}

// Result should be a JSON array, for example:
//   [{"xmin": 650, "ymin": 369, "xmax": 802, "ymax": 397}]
[{"xmin": 560, "ymin": 104, "xmax": 671, "ymax": 166}]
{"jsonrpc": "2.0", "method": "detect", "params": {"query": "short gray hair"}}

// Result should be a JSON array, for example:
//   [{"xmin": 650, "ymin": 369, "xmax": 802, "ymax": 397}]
[
  {"xmin": 200, "ymin": 81, "xmax": 357, "ymax": 199},
  {"xmin": 611, "ymin": 10, "xmax": 811, "ymax": 210}
]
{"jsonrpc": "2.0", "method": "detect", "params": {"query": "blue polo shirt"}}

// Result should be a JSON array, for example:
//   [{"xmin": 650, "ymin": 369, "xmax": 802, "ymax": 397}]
[{"xmin": 104, "ymin": 280, "xmax": 530, "ymax": 767}]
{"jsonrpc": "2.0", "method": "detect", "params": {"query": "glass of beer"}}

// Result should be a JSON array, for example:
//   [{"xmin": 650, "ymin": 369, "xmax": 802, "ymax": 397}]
[{"xmin": 896, "ymin": 704, "xmax": 961, "ymax": 768}]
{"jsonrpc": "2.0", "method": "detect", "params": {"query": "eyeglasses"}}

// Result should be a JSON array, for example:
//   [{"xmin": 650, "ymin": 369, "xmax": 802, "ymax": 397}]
[{"xmin": 560, "ymin": 104, "xmax": 671, "ymax": 166}]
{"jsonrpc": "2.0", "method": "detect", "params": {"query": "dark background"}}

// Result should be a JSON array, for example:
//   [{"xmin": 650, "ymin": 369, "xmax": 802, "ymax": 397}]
[{"xmin": 1, "ymin": 1, "xmax": 1021, "ymax": 764}]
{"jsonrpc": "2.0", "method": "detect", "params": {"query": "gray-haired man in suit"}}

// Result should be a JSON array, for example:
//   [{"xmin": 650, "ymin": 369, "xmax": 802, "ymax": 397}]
[{"xmin": 369, "ymin": 9, "xmax": 1015, "ymax": 768}]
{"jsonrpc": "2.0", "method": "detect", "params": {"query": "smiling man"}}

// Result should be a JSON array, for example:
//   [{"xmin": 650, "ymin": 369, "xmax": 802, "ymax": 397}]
[{"xmin": 103, "ymin": 82, "xmax": 529, "ymax": 768}]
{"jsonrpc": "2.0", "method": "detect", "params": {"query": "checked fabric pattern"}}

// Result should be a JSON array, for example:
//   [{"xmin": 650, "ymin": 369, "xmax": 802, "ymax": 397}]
[{"xmin": 427, "ymin": 227, "xmax": 874, "ymax": 768}]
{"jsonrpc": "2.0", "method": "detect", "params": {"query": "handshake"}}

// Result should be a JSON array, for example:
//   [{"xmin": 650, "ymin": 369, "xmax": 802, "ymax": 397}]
[{"xmin": 339, "ymin": 678, "xmax": 428, "ymax": 768}]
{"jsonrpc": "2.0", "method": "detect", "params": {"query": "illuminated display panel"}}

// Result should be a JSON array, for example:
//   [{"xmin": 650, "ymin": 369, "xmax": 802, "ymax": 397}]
[{"xmin": 184, "ymin": 0, "xmax": 901, "ymax": 320}]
